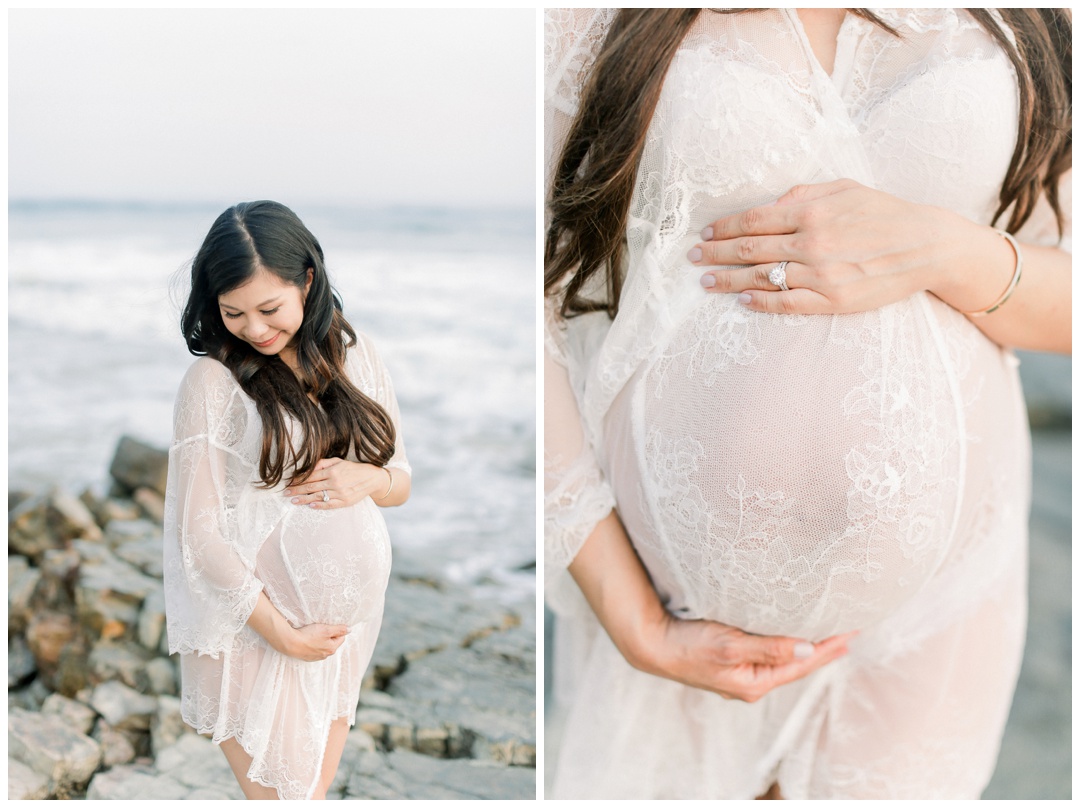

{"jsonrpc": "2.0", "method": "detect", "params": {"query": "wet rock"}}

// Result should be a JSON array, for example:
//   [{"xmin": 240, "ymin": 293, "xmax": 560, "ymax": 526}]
[
  {"xmin": 88, "ymin": 640, "xmax": 154, "ymax": 689},
  {"xmin": 90, "ymin": 680, "xmax": 158, "ymax": 732},
  {"xmin": 138, "ymin": 587, "xmax": 167, "ymax": 651},
  {"xmin": 8, "ymin": 561, "xmax": 41, "ymax": 635},
  {"xmin": 93, "ymin": 721, "xmax": 138, "ymax": 768},
  {"xmin": 144, "ymin": 656, "xmax": 178, "ymax": 696},
  {"xmin": 86, "ymin": 765, "xmax": 190, "ymax": 800},
  {"xmin": 8, "ymin": 494, "xmax": 61, "ymax": 560},
  {"xmin": 8, "ymin": 707, "xmax": 103, "ymax": 791},
  {"xmin": 109, "ymin": 436, "xmax": 169, "ymax": 497},
  {"xmin": 344, "ymin": 747, "xmax": 534, "ymax": 800},
  {"xmin": 41, "ymin": 693, "xmax": 97, "ymax": 735},
  {"xmin": 48, "ymin": 488, "xmax": 104, "ymax": 543},
  {"xmin": 134, "ymin": 486, "xmax": 167, "ymax": 525},
  {"xmin": 150, "ymin": 694, "xmax": 192, "ymax": 755},
  {"xmin": 9, "ymin": 634, "xmax": 37, "ymax": 688},
  {"xmin": 8, "ymin": 757, "xmax": 50, "ymax": 800}
]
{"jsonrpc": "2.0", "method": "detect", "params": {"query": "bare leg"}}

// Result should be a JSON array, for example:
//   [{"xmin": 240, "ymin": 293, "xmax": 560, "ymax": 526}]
[
  {"xmin": 219, "ymin": 737, "xmax": 280, "ymax": 800},
  {"xmin": 311, "ymin": 717, "xmax": 352, "ymax": 800}
]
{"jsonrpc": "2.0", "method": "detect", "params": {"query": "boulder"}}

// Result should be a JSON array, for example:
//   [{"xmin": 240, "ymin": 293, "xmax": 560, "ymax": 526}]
[
  {"xmin": 134, "ymin": 487, "xmax": 167, "ymax": 525},
  {"xmin": 41, "ymin": 693, "xmax": 97, "ymax": 735},
  {"xmin": 150, "ymin": 694, "xmax": 192, "ymax": 755},
  {"xmin": 89, "ymin": 681, "xmax": 158, "ymax": 732},
  {"xmin": 8, "ymin": 707, "xmax": 103, "ymax": 792},
  {"xmin": 36, "ymin": 547, "xmax": 81, "ymax": 612},
  {"xmin": 8, "ymin": 634, "xmax": 37, "ymax": 688},
  {"xmin": 343, "ymin": 747, "xmax": 535, "ymax": 800},
  {"xmin": 92, "ymin": 721, "xmax": 137, "ymax": 768},
  {"xmin": 47, "ymin": 488, "xmax": 103, "ymax": 543},
  {"xmin": 8, "ymin": 494, "xmax": 62, "ymax": 560},
  {"xmin": 8, "ymin": 560, "xmax": 42, "ymax": 634},
  {"xmin": 138, "ymin": 587, "xmax": 167, "ymax": 650},
  {"xmin": 86, "ymin": 765, "xmax": 190, "ymax": 800},
  {"xmin": 109, "ymin": 436, "xmax": 169, "ymax": 497},
  {"xmin": 116, "ymin": 535, "xmax": 166, "ymax": 579},
  {"xmin": 143, "ymin": 656, "xmax": 178, "ymax": 696},
  {"xmin": 25, "ymin": 610, "xmax": 82, "ymax": 688},
  {"xmin": 8, "ymin": 757, "xmax": 50, "ymax": 800},
  {"xmin": 88, "ymin": 640, "xmax": 154, "ymax": 689},
  {"xmin": 75, "ymin": 553, "xmax": 159, "ymax": 641}
]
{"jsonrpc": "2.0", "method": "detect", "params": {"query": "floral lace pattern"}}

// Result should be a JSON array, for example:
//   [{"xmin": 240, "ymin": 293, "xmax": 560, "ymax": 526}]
[
  {"xmin": 164, "ymin": 333, "xmax": 408, "ymax": 799},
  {"xmin": 545, "ymin": 8, "xmax": 1063, "ymax": 799}
]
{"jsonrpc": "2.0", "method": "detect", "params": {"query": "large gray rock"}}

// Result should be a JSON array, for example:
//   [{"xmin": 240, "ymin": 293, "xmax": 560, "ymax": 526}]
[
  {"xmin": 89, "ymin": 681, "xmax": 158, "ymax": 732},
  {"xmin": 8, "ymin": 633, "xmax": 37, "ymax": 688},
  {"xmin": 8, "ymin": 707, "xmax": 103, "ymax": 792},
  {"xmin": 154, "ymin": 734, "xmax": 245, "ymax": 797},
  {"xmin": 109, "ymin": 436, "xmax": 169, "ymax": 497},
  {"xmin": 48, "ymin": 488, "xmax": 104, "ymax": 543},
  {"xmin": 75, "ymin": 552, "xmax": 159, "ymax": 641},
  {"xmin": 344, "ymin": 747, "xmax": 534, "ymax": 800},
  {"xmin": 115, "ymin": 535, "xmax": 165, "ymax": 579},
  {"xmin": 137, "ymin": 588, "xmax": 168, "ymax": 652},
  {"xmin": 41, "ymin": 693, "xmax": 97, "ymax": 735},
  {"xmin": 150, "ymin": 694, "xmax": 193, "ymax": 755},
  {"xmin": 104, "ymin": 517, "xmax": 160, "ymax": 548},
  {"xmin": 8, "ymin": 559, "xmax": 41, "ymax": 635},
  {"xmin": 92, "ymin": 721, "xmax": 137, "ymax": 768},
  {"xmin": 25, "ymin": 610, "xmax": 86, "ymax": 694},
  {"xmin": 8, "ymin": 757, "xmax": 50, "ymax": 800},
  {"xmin": 143, "ymin": 656, "xmax": 178, "ymax": 696},
  {"xmin": 86, "ymin": 765, "xmax": 190, "ymax": 800},
  {"xmin": 134, "ymin": 487, "xmax": 167, "ymax": 525},
  {"xmin": 88, "ymin": 640, "xmax": 154, "ymax": 688},
  {"xmin": 8, "ymin": 494, "xmax": 62, "ymax": 560}
]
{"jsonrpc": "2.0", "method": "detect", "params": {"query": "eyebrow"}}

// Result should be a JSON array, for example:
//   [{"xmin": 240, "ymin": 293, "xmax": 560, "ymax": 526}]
[{"xmin": 219, "ymin": 297, "xmax": 283, "ymax": 312}]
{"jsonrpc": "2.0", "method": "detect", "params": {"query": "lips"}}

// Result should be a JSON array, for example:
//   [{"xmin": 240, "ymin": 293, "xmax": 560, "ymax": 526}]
[{"xmin": 252, "ymin": 332, "xmax": 279, "ymax": 348}]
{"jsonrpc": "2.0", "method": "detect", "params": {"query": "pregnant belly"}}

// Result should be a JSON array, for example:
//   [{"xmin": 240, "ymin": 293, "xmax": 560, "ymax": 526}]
[
  {"xmin": 259, "ymin": 498, "xmax": 392, "ymax": 628},
  {"xmin": 605, "ymin": 295, "xmax": 964, "ymax": 640}
]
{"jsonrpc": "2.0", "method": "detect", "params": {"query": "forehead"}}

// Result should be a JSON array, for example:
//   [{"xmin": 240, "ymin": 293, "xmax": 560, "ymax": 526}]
[{"xmin": 218, "ymin": 268, "xmax": 295, "ymax": 307}]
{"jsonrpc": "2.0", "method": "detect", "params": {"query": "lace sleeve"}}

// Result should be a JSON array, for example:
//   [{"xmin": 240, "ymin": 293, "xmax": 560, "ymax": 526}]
[
  {"xmin": 545, "ymin": 305, "xmax": 617, "ymax": 615},
  {"xmin": 163, "ymin": 358, "xmax": 264, "ymax": 657},
  {"xmin": 348, "ymin": 332, "xmax": 411, "ymax": 477}
]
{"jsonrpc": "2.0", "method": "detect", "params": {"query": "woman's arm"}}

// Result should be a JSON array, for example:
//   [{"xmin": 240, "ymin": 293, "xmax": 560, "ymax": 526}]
[
  {"xmin": 245, "ymin": 591, "xmax": 349, "ymax": 662},
  {"xmin": 284, "ymin": 459, "xmax": 411, "ymax": 508},
  {"xmin": 694, "ymin": 179, "xmax": 1071, "ymax": 354},
  {"xmin": 571, "ymin": 511, "xmax": 854, "ymax": 702}
]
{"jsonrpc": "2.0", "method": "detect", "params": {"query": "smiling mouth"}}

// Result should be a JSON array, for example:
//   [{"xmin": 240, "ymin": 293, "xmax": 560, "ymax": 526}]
[{"xmin": 253, "ymin": 333, "xmax": 279, "ymax": 348}]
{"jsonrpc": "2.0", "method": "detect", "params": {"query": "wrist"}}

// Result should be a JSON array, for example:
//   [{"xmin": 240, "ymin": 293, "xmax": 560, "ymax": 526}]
[{"xmin": 926, "ymin": 215, "xmax": 1014, "ymax": 312}]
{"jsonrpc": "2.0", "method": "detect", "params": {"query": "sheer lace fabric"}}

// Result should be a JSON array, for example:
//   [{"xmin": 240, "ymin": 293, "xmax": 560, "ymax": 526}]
[
  {"xmin": 164, "ymin": 333, "xmax": 409, "ymax": 800},
  {"xmin": 545, "ymin": 8, "xmax": 1069, "ymax": 799}
]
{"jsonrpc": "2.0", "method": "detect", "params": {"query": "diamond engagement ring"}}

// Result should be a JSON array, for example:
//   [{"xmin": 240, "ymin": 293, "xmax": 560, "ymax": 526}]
[
  {"xmin": 769, "ymin": 261, "xmax": 790, "ymax": 291},
  {"xmin": 322, "ymin": 490, "xmax": 330, "ymax": 503}
]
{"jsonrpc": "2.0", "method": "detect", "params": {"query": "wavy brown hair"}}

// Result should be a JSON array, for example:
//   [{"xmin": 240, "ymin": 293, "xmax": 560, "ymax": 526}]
[
  {"xmin": 181, "ymin": 201, "xmax": 396, "ymax": 488},
  {"xmin": 546, "ymin": 9, "xmax": 1072, "ymax": 319}
]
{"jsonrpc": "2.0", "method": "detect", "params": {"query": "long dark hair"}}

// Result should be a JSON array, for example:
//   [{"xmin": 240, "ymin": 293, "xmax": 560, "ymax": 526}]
[
  {"xmin": 546, "ymin": 9, "xmax": 1072, "ymax": 319},
  {"xmin": 181, "ymin": 201, "xmax": 396, "ymax": 487}
]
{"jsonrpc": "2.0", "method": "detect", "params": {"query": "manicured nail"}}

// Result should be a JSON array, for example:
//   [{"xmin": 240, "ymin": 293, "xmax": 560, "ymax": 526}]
[
  {"xmin": 700, "ymin": 274, "xmax": 715, "ymax": 289},
  {"xmin": 794, "ymin": 642, "xmax": 814, "ymax": 659},
  {"xmin": 291, "ymin": 497, "xmax": 300, "ymax": 504},
  {"xmin": 700, "ymin": 226, "xmax": 713, "ymax": 241},
  {"xmin": 283, "ymin": 489, "xmax": 292, "ymax": 496},
  {"xmin": 687, "ymin": 247, "xmax": 702, "ymax": 263},
  {"xmin": 738, "ymin": 292, "xmax": 753, "ymax": 305}
]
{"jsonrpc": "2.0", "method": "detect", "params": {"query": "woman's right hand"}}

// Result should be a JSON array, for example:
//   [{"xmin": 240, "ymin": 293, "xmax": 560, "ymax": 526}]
[
  {"xmin": 636, "ymin": 613, "xmax": 855, "ymax": 702},
  {"xmin": 282, "ymin": 623, "xmax": 350, "ymax": 662}
]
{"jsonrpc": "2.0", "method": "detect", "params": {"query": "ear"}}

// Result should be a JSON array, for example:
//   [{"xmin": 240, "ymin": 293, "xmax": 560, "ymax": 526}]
[{"xmin": 304, "ymin": 268, "xmax": 314, "ymax": 296}]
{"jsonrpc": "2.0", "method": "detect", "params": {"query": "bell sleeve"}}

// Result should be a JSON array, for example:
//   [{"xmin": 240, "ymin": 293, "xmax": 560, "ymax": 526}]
[
  {"xmin": 348, "ymin": 332, "xmax": 411, "ymax": 477},
  {"xmin": 163, "ymin": 358, "xmax": 264, "ymax": 657}
]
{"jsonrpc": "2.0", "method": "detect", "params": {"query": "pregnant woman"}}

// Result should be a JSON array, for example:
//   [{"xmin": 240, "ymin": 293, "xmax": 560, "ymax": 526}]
[
  {"xmin": 164, "ymin": 201, "xmax": 410, "ymax": 799},
  {"xmin": 544, "ymin": 9, "xmax": 1070, "ymax": 799}
]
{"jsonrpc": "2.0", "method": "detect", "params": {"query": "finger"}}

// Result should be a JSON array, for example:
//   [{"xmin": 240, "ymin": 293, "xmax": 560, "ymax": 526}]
[
  {"xmin": 732, "ymin": 633, "xmax": 817, "ymax": 666},
  {"xmin": 700, "ymin": 262, "xmax": 805, "ymax": 294},
  {"xmin": 307, "ymin": 495, "xmax": 344, "ymax": 510},
  {"xmin": 776, "ymin": 178, "xmax": 860, "ymax": 207},
  {"xmin": 689, "ymin": 232, "xmax": 800, "ymax": 267},
  {"xmin": 700, "ymin": 202, "xmax": 801, "ymax": 243},
  {"xmin": 738, "ymin": 288, "xmax": 832, "ymax": 315}
]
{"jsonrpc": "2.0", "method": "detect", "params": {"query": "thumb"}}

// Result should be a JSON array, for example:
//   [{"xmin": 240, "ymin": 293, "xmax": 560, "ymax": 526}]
[{"xmin": 734, "ymin": 633, "xmax": 816, "ymax": 666}]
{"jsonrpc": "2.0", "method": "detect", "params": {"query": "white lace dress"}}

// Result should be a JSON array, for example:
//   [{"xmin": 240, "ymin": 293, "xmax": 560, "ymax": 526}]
[
  {"xmin": 544, "ymin": 9, "xmax": 1070, "ymax": 799},
  {"xmin": 163, "ymin": 333, "xmax": 409, "ymax": 800}
]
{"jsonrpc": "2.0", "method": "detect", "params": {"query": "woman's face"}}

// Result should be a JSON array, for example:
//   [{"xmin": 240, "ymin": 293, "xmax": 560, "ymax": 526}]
[{"xmin": 218, "ymin": 267, "xmax": 312, "ymax": 366}]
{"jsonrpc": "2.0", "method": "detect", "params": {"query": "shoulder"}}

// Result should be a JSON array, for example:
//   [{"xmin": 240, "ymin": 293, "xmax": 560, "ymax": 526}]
[
  {"xmin": 176, "ymin": 356, "xmax": 239, "ymax": 401},
  {"xmin": 344, "ymin": 330, "xmax": 384, "ymax": 383}
]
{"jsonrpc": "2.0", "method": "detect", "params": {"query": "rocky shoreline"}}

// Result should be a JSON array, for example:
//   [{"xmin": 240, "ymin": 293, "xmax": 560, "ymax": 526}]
[{"xmin": 8, "ymin": 437, "xmax": 536, "ymax": 800}]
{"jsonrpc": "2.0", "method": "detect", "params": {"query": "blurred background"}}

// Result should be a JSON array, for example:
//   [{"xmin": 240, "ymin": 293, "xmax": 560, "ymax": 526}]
[{"xmin": 9, "ymin": 7, "xmax": 536, "ymax": 602}]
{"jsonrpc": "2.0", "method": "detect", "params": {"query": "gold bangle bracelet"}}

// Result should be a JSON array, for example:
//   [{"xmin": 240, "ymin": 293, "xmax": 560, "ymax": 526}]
[
  {"xmin": 377, "ymin": 467, "xmax": 393, "ymax": 500},
  {"xmin": 965, "ymin": 229, "xmax": 1023, "ymax": 317}
]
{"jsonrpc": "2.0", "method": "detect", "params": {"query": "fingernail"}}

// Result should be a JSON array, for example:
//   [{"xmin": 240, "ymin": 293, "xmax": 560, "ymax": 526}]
[
  {"xmin": 738, "ymin": 292, "xmax": 753, "ymax": 305},
  {"xmin": 687, "ymin": 247, "xmax": 702, "ymax": 263},
  {"xmin": 700, "ymin": 274, "xmax": 715, "ymax": 289},
  {"xmin": 700, "ymin": 226, "xmax": 713, "ymax": 241},
  {"xmin": 283, "ymin": 489, "xmax": 292, "ymax": 496},
  {"xmin": 794, "ymin": 642, "xmax": 814, "ymax": 659},
  {"xmin": 291, "ymin": 497, "xmax": 300, "ymax": 504}
]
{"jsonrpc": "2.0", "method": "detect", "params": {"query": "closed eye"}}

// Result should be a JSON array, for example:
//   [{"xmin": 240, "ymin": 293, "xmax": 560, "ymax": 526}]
[{"xmin": 222, "ymin": 307, "xmax": 279, "ymax": 319}]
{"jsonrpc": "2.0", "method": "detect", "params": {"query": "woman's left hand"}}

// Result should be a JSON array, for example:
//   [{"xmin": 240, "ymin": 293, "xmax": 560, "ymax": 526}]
[
  {"xmin": 692, "ymin": 179, "xmax": 1011, "ymax": 315},
  {"xmin": 283, "ymin": 458, "xmax": 391, "ymax": 509}
]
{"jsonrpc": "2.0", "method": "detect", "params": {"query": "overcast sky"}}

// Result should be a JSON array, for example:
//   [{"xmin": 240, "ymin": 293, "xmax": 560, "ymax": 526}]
[{"xmin": 9, "ymin": 9, "xmax": 535, "ymax": 208}]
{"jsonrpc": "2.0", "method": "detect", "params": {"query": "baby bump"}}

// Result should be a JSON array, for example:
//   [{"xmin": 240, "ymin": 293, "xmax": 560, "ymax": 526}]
[
  {"xmin": 260, "ymin": 499, "xmax": 392, "ymax": 628},
  {"xmin": 605, "ymin": 296, "xmax": 964, "ymax": 640}
]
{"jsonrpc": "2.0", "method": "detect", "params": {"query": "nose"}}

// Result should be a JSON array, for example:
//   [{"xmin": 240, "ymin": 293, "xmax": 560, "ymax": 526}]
[{"xmin": 245, "ymin": 318, "xmax": 270, "ymax": 340}]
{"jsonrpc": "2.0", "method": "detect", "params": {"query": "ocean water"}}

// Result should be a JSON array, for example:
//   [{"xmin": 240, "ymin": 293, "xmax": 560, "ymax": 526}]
[{"xmin": 9, "ymin": 200, "xmax": 536, "ymax": 602}]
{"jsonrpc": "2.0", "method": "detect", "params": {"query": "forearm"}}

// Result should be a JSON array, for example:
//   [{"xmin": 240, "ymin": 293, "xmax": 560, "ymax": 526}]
[
  {"xmin": 374, "ymin": 466, "xmax": 410, "ymax": 507},
  {"xmin": 928, "ymin": 217, "xmax": 1071, "ymax": 354},
  {"xmin": 567, "ymin": 510, "xmax": 668, "ymax": 673},
  {"xmin": 245, "ymin": 591, "xmax": 298, "ymax": 655}
]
